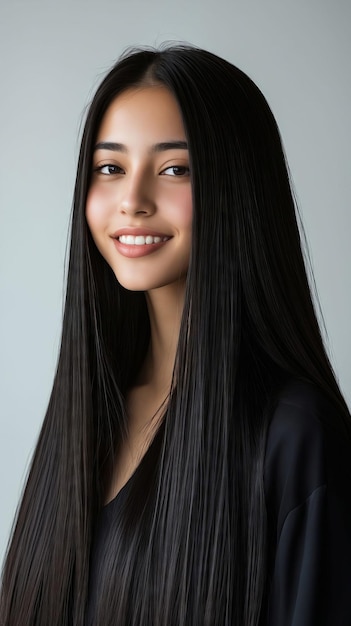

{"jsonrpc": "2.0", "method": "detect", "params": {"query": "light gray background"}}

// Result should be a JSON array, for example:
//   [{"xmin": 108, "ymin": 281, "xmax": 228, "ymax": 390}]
[{"xmin": 0, "ymin": 0, "xmax": 350, "ymax": 565}]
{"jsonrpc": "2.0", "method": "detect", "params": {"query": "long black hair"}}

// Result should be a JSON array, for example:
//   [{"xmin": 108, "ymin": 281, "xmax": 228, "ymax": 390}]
[{"xmin": 1, "ymin": 45, "xmax": 350, "ymax": 626}]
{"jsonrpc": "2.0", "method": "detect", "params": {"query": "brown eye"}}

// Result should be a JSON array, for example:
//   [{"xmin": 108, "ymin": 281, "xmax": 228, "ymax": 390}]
[
  {"xmin": 161, "ymin": 165, "xmax": 190, "ymax": 177},
  {"xmin": 95, "ymin": 164, "xmax": 124, "ymax": 175}
]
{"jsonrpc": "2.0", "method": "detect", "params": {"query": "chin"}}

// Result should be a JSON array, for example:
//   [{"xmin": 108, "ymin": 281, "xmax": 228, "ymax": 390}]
[{"xmin": 113, "ymin": 269, "xmax": 187, "ymax": 292}]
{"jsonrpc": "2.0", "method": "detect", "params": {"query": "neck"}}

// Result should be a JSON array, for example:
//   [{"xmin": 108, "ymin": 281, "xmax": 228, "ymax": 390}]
[{"xmin": 138, "ymin": 279, "xmax": 186, "ymax": 390}]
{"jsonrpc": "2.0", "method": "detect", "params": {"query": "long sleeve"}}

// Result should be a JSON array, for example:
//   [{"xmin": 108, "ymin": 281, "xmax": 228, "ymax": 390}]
[{"xmin": 264, "ymin": 381, "xmax": 351, "ymax": 626}]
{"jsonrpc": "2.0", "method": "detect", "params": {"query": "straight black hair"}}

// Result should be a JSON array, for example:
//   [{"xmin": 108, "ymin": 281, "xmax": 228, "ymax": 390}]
[{"xmin": 1, "ymin": 45, "xmax": 350, "ymax": 626}]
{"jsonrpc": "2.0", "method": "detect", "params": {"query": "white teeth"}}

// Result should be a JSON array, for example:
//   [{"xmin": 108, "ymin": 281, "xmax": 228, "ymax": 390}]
[{"xmin": 118, "ymin": 234, "xmax": 169, "ymax": 245}]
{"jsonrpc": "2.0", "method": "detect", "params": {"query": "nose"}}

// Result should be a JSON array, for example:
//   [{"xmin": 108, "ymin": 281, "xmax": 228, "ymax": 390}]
[{"xmin": 119, "ymin": 172, "xmax": 156, "ymax": 217}]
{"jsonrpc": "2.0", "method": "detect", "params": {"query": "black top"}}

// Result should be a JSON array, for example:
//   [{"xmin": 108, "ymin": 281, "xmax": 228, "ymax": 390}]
[
  {"xmin": 264, "ymin": 380, "xmax": 351, "ymax": 625},
  {"xmin": 86, "ymin": 380, "xmax": 351, "ymax": 625}
]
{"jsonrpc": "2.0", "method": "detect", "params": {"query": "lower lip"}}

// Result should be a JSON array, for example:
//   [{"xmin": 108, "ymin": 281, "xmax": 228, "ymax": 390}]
[{"xmin": 112, "ymin": 238, "xmax": 171, "ymax": 258}]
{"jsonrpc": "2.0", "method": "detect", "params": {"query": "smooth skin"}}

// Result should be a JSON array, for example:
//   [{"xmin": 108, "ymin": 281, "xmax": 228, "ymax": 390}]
[{"xmin": 86, "ymin": 85, "xmax": 192, "ymax": 502}]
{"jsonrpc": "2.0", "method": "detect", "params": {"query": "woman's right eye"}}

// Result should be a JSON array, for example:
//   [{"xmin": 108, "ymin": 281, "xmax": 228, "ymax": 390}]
[{"xmin": 94, "ymin": 164, "xmax": 124, "ymax": 175}]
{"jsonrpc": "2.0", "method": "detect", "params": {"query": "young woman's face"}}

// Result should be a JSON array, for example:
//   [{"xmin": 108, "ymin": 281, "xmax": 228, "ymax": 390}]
[{"xmin": 86, "ymin": 85, "xmax": 192, "ymax": 292}]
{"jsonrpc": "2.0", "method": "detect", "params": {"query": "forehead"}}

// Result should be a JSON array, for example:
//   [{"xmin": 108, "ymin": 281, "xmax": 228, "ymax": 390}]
[{"xmin": 96, "ymin": 85, "xmax": 186, "ymax": 143}]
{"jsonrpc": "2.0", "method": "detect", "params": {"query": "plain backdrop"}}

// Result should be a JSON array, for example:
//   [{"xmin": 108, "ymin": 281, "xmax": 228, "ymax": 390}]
[{"xmin": 0, "ymin": 0, "xmax": 350, "ymax": 565}]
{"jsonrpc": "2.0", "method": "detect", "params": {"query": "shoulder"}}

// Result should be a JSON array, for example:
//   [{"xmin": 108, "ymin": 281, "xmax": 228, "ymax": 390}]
[{"xmin": 264, "ymin": 379, "xmax": 351, "ymax": 534}]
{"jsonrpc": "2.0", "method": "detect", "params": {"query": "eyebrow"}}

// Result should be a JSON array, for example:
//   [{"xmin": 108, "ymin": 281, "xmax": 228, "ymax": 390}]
[{"xmin": 94, "ymin": 140, "xmax": 188, "ymax": 153}]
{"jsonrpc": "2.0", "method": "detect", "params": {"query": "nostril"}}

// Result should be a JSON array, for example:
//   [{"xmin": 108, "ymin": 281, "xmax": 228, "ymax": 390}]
[{"xmin": 120, "ymin": 200, "xmax": 156, "ymax": 215}]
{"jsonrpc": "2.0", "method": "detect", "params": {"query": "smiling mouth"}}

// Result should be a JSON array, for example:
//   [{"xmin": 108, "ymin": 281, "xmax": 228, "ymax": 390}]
[{"xmin": 117, "ymin": 234, "xmax": 171, "ymax": 245}]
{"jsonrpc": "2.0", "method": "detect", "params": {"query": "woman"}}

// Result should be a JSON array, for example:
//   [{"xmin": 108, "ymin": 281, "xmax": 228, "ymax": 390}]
[{"xmin": 1, "ymin": 45, "xmax": 351, "ymax": 626}]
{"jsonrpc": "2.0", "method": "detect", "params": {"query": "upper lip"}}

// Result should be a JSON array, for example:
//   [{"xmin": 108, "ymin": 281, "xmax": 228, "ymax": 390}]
[{"xmin": 111, "ymin": 227, "xmax": 172, "ymax": 238}]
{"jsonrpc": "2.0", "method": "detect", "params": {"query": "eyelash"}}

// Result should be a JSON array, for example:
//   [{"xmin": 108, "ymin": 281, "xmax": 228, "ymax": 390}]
[
  {"xmin": 161, "ymin": 165, "xmax": 190, "ymax": 177},
  {"xmin": 94, "ymin": 164, "xmax": 123, "ymax": 176},
  {"xmin": 93, "ymin": 164, "xmax": 190, "ymax": 177}
]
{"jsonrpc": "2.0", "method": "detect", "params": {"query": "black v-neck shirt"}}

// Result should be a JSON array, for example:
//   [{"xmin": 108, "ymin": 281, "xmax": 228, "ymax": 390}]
[{"xmin": 86, "ymin": 380, "xmax": 351, "ymax": 625}]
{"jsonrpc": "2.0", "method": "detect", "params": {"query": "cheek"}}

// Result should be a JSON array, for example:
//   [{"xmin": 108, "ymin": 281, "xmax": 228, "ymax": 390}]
[
  {"xmin": 85, "ymin": 187, "xmax": 107, "ymax": 238},
  {"xmin": 167, "ymin": 186, "xmax": 193, "ymax": 228},
  {"xmin": 182, "ymin": 189, "xmax": 193, "ymax": 225}
]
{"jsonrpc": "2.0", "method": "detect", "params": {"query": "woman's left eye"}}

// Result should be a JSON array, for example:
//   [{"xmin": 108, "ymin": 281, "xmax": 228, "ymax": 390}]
[{"xmin": 161, "ymin": 165, "xmax": 190, "ymax": 177}]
